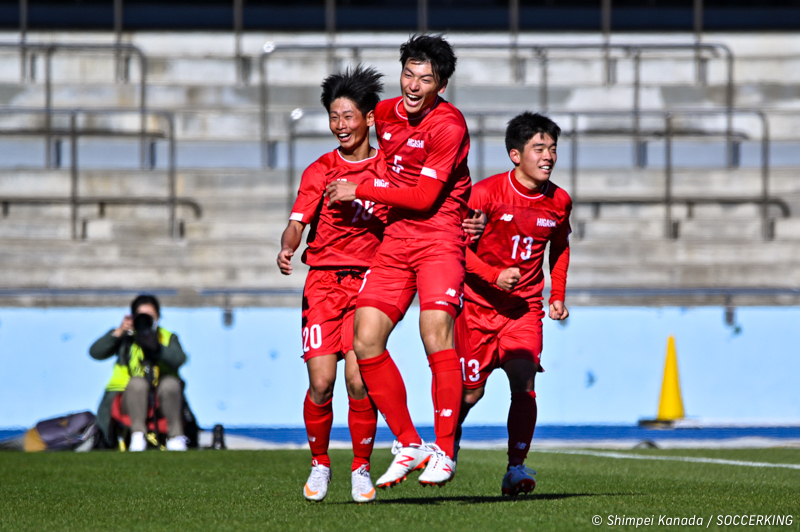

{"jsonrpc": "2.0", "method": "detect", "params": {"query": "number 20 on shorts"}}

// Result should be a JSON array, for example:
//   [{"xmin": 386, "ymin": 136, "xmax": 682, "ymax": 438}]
[{"xmin": 303, "ymin": 324, "xmax": 323, "ymax": 352}]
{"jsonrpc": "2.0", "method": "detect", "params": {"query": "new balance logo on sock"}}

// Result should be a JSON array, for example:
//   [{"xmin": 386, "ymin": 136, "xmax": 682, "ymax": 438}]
[
  {"xmin": 440, "ymin": 409, "xmax": 453, "ymax": 417},
  {"xmin": 500, "ymin": 213, "xmax": 514, "ymax": 221},
  {"xmin": 515, "ymin": 442, "xmax": 527, "ymax": 449},
  {"xmin": 309, "ymin": 436, "xmax": 317, "ymax": 442},
  {"xmin": 360, "ymin": 437, "xmax": 373, "ymax": 445}
]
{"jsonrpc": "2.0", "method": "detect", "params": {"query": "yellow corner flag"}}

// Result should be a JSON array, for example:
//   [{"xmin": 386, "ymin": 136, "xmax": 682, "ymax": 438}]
[{"xmin": 657, "ymin": 335, "xmax": 685, "ymax": 421}]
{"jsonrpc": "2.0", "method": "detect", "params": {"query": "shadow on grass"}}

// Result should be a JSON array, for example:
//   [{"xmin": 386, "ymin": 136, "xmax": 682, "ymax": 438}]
[{"xmin": 335, "ymin": 492, "xmax": 631, "ymax": 506}]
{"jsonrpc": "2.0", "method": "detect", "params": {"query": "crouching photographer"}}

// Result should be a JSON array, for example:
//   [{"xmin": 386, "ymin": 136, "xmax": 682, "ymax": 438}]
[{"xmin": 89, "ymin": 294, "xmax": 191, "ymax": 451}]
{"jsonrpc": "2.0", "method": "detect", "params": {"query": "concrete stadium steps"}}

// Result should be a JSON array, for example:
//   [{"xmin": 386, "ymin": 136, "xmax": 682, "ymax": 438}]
[{"xmin": 1, "ymin": 237, "xmax": 797, "ymax": 295}]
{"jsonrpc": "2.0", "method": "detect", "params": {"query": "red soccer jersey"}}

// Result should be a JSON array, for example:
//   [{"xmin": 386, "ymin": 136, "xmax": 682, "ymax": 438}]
[
  {"xmin": 465, "ymin": 171, "xmax": 572, "ymax": 312},
  {"xmin": 373, "ymin": 96, "xmax": 471, "ymax": 242},
  {"xmin": 289, "ymin": 148, "xmax": 389, "ymax": 268}
]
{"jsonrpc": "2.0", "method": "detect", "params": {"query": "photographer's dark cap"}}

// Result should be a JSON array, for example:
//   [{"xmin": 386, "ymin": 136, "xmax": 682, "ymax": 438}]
[{"xmin": 131, "ymin": 294, "xmax": 161, "ymax": 317}]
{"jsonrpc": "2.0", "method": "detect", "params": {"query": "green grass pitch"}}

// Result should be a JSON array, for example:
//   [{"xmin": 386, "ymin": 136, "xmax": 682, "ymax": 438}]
[{"xmin": 1, "ymin": 448, "xmax": 798, "ymax": 531}]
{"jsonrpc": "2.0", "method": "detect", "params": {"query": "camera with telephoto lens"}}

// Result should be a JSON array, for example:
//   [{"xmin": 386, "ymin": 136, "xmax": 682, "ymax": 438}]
[{"xmin": 133, "ymin": 313, "xmax": 160, "ymax": 361}]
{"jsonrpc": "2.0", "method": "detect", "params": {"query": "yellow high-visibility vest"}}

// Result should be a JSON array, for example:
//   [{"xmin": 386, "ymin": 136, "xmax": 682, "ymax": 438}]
[{"xmin": 105, "ymin": 328, "xmax": 176, "ymax": 392}]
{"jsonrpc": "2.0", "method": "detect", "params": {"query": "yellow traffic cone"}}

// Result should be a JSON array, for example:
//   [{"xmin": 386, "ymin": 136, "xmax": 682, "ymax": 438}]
[
  {"xmin": 638, "ymin": 335, "xmax": 685, "ymax": 427},
  {"xmin": 656, "ymin": 336, "xmax": 685, "ymax": 421}
]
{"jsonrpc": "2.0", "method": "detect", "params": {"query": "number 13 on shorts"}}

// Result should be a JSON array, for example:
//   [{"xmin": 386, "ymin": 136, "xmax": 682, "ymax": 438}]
[{"xmin": 460, "ymin": 357, "xmax": 480, "ymax": 383}]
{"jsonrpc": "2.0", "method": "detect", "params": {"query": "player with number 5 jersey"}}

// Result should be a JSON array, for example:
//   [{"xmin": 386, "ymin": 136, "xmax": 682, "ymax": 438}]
[
  {"xmin": 326, "ymin": 34, "xmax": 483, "ymax": 491},
  {"xmin": 454, "ymin": 112, "xmax": 571, "ymax": 497},
  {"xmin": 277, "ymin": 66, "xmax": 387, "ymax": 504}
]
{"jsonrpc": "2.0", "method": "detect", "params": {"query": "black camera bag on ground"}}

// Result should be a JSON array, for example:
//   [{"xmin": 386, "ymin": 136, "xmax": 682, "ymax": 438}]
[{"xmin": 23, "ymin": 411, "xmax": 98, "ymax": 452}]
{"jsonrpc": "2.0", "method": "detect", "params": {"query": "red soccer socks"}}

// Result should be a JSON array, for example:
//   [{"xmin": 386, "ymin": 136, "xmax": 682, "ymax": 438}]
[
  {"xmin": 428, "ymin": 349, "xmax": 463, "ymax": 459},
  {"xmin": 357, "ymin": 350, "xmax": 422, "ymax": 448},
  {"xmin": 507, "ymin": 390, "xmax": 537, "ymax": 467},
  {"xmin": 348, "ymin": 395, "xmax": 377, "ymax": 471},
  {"xmin": 303, "ymin": 392, "xmax": 333, "ymax": 468}
]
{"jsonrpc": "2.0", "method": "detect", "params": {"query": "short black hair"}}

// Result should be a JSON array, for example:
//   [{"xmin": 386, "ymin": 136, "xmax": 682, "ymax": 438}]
[
  {"xmin": 505, "ymin": 112, "xmax": 561, "ymax": 155},
  {"xmin": 320, "ymin": 64, "xmax": 384, "ymax": 117},
  {"xmin": 399, "ymin": 34, "xmax": 457, "ymax": 85},
  {"xmin": 131, "ymin": 294, "xmax": 160, "ymax": 317}
]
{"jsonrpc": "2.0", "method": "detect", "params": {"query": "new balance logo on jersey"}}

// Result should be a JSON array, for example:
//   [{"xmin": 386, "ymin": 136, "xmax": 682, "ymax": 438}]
[
  {"xmin": 383, "ymin": 132, "xmax": 392, "ymax": 140},
  {"xmin": 407, "ymin": 138, "xmax": 424, "ymax": 149},
  {"xmin": 446, "ymin": 288, "xmax": 457, "ymax": 297},
  {"xmin": 440, "ymin": 409, "xmax": 453, "ymax": 417},
  {"xmin": 374, "ymin": 178, "xmax": 390, "ymax": 188},
  {"xmin": 537, "ymin": 218, "xmax": 557, "ymax": 227},
  {"xmin": 500, "ymin": 213, "xmax": 514, "ymax": 222}
]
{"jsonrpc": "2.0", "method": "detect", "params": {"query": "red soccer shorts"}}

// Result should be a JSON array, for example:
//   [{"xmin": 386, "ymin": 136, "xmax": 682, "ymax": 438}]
[
  {"xmin": 356, "ymin": 236, "xmax": 466, "ymax": 324},
  {"xmin": 454, "ymin": 300, "xmax": 545, "ymax": 389},
  {"xmin": 301, "ymin": 268, "xmax": 365, "ymax": 362}
]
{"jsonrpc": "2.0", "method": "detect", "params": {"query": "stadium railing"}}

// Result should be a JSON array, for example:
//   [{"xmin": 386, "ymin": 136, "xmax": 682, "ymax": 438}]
[
  {"xmin": 0, "ymin": 41, "xmax": 149, "ymax": 168},
  {"xmin": 286, "ymin": 107, "xmax": 788, "ymax": 242},
  {"xmin": 0, "ymin": 107, "xmax": 201, "ymax": 240},
  {"xmin": 259, "ymin": 41, "xmax": 734, "ymax": 169}
]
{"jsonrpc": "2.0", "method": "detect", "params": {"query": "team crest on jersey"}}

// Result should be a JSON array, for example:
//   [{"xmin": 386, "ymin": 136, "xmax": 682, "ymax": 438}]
[
  {"xmin": 406, "ymin": 138, "xmax": 424, "ymax": 149},
  {"xmin": 500, "ymin": 213, "xmax": 514, "ymax": 221},
  {"xmin": 537, "ymin": 218, "xmax": 557, "ymax": 227},
  {"xmin": 374, "ymin": 178, "xmax": 390, "ymax": 188},
  {"xmin": 383, "ymin": 132, "xmax": 392, "ymax": 140}
]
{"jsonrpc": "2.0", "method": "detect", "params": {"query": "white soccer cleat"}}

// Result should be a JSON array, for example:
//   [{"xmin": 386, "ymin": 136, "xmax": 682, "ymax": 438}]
[
  {"xmin": 501, "ymin": 464, "xmax": 537, "ymax": 496},
  {"xmin": 418, "ymin": 443, "xmax": 456, "ymax": 487},
  {"xmin": 351, "ymin": 464, "xmax": 376, "ymax": 503},
  {"xmin": 129, "ymin": 431, "xmax": 147, "ymax": 452},
  {"xmin": 375, "ymin": 440, "xmax": 430, "ymax": 489},
  {"xmin": 166, "ymin": 435, "xmax": 188, "ymax": 451},
  {"xmin": 303, "ymin": 463, "xmax": 331, "ymax": 502}
]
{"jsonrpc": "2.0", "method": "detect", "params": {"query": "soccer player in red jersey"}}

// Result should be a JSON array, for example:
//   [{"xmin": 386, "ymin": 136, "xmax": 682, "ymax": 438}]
[
  {"xmin": 454, "ymin": 112, "xmax": 571, "ymax": 496},
  {"xmin": 277, "ymin": 66, "xmax": 387, "ymax": 503},
  {"xmin": 326, "ymin": 35, "xmax": 472, "ymax": 488}
]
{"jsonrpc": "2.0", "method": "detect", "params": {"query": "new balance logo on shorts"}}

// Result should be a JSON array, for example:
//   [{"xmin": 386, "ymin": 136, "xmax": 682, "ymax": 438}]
[
  {"xmin": 500, "ymin": 213, "xmax": 514, "ymax": 221},
  {"xmin": 446, "ymin": 288, "xmax": 457, "ymax": 297},
  {"xmin": 383, "ymin": 132, "xmax": 392, "ymax": 140},
  {"xmin": 537, "ymin": 218, "xmax": 557, "ymax": 227},
  {"xmin": 406, "ymin": 138, "xmax": 424, "ymax": 149}
]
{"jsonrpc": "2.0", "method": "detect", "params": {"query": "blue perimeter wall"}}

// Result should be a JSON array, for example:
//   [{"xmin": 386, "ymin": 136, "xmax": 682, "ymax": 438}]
[{"xmin": 0, "ymin": 306, "xmax": 798, "ymax": 429}]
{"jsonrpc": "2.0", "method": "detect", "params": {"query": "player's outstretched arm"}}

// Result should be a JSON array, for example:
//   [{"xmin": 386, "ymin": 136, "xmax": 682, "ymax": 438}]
[
  {"xmin": 326, "ymin": 174, "xmax": 444, "ymax": 212},
  {"xmin": 277, "ymin": 220, "xmax": 305, "ymax": 275}
]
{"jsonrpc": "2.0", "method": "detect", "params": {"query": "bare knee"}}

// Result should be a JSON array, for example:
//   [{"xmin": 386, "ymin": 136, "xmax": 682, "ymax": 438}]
[
  {"xmin": 353, "ymin": 308, "xmax": 394, "ymax": 359},
  {"xmin": 419, "ymin": 310, "xmax": 455, "ymax": 354},
  {"xmin": 463, "ymin": 387, "xmax": 485, "ymax": 407},
  {"xmin": 308, "ymin": 373, "xmax": 335, "ymax": 403}
]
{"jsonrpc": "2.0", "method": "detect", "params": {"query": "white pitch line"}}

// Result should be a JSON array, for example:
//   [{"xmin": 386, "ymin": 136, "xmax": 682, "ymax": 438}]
[{"xmin": 535, "ymin": 449, "xmax": 800, "ymax": 470}]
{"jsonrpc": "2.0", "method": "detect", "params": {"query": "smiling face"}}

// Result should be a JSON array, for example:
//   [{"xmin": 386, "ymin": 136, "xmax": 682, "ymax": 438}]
[
  {"xmin": 510, "ymin": 133, "xmax": 557, "ymax": 188},
  {"xmin": 400, "ymin": 60, "xmax": 446, "ymax": 118},
  {"xmin": 328, "ymin": 97, "xmax": 373, "ymax": 154}
]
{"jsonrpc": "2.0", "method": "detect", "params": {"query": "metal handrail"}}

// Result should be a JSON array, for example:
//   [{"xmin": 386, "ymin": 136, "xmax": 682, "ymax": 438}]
[
  {"xmin": 0, "ymin": 107, "xmax": 200, "ymax": 239},
  {"xmin": 287, "ymin": 107, "xmax": 782, "ymax": 241},
  {"xmin": 0, "ymin": 41, "xmax": 149, "ymax": 168},
  {"xmin": 260, "ymin": 41, "xmax": 734, "ymax": 168}
]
